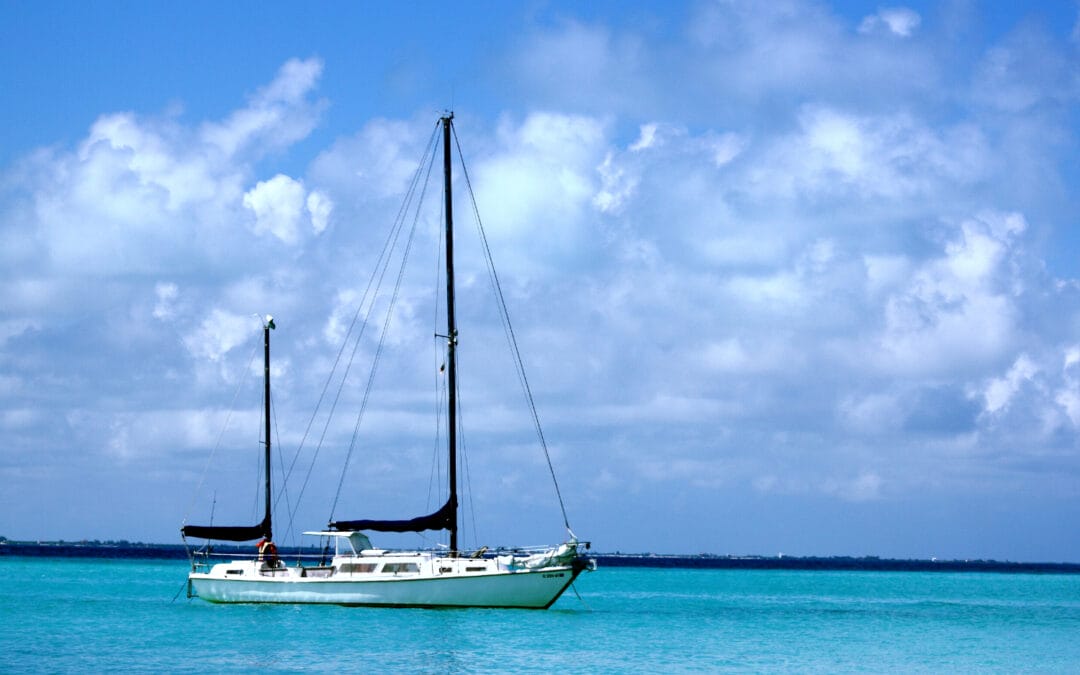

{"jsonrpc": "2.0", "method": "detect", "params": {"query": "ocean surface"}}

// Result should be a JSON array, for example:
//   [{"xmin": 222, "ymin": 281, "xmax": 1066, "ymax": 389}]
[{"xmin": 2, "ymin": 555, "xmax": 1079, "ymax": 672}]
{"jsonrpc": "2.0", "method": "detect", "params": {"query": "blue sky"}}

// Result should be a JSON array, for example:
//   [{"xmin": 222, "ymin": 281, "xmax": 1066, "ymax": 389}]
[{"xmin": 2, "ymin": 1, "xmax": 1080, "ymax": 561}]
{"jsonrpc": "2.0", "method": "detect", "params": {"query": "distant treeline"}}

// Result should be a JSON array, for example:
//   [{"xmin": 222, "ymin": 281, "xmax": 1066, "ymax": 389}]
[
  {"xmin": 596, "ymin": 554, "xmax": 1080, "ymax": 574},
  {"xmin": 2, "ymin": 541, "xmax": 1078, "ymax": 573},
  {"xmin": 0, "ymin": 541, "xmax": 307, "ymax": 560}
]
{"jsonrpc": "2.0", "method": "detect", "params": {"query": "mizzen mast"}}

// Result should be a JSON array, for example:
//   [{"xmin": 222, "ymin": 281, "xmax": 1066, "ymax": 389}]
[{"xmin": 262, "ymin": 315, "xmax": 274, "ymax": 542}]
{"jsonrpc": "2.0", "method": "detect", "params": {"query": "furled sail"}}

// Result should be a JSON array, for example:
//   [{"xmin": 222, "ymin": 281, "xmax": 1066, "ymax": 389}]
[
  {"xmin": 329, "ymin": 497, "xmax": 455, "ymax": 533},
  {"xmin": 182, "ymin": 515, "xmax": 271, "ymax": 542}
]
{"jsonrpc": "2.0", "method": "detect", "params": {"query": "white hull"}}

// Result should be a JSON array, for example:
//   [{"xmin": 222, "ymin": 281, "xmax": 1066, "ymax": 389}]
[
  {"xmin": 187, "ymin": 539, "xmax": 592, "ymax": 609},
  {"xmin": 189, "ymin": 565, "xmax": 581, "ymax": 609}
]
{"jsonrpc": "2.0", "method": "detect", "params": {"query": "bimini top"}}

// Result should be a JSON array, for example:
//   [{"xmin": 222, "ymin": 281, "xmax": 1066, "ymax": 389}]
[{"xmin": 303, "ymin": 531, "xmax": 373, "ymax": 554}]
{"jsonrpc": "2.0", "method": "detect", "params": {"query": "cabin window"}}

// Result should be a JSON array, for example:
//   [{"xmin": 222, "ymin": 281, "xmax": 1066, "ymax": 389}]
[
  {"xmin": 225, "ymin": 569, "xmax": 243, "ymax": 576},
  {"xmin": 339, "ymin": 563, "xmax": 377, "ymax": 574},
  {"xmin": 382, "ymin": 563, "xmax": 419, "ymax": 574},
  {"xmin": 465, "ymin": 566, "xmax": 486, "ymax": 573}
]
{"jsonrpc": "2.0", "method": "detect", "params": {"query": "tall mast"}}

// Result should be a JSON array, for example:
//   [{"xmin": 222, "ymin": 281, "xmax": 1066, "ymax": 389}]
[
  {"xmin": 442, "ymin": 114, "xmax": 459, "ymax": 553},
  {"xmin": 263, "ymin": 316, "xmax": 273, "ymax": 541}
]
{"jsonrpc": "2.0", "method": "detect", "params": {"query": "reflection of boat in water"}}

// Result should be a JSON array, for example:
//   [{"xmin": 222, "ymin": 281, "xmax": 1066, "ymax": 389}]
[{"xmin": 181, "ymin": 114, "xmax": 594, "ymax": 608}]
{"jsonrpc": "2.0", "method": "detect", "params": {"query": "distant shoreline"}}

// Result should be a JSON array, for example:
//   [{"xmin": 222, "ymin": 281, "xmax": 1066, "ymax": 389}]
[{"xmin": 2, "ymin": 540, "xmax": 1079, "ymax": 573}]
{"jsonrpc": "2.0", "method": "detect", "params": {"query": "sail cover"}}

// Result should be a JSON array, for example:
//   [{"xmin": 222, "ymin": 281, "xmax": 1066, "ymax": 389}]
[
  {"xmin": 182, "ymin": 515, "xmax": 271, "ymax": 542},
  {"xmin": 329, "ymin": 498, "xmax": 455, "ymax": 533}
]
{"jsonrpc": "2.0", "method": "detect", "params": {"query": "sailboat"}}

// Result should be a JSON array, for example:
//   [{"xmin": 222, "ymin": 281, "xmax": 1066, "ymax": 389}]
[{"xmin": 181, "ymin": 114, "xmax": 594, "ymax": 608}]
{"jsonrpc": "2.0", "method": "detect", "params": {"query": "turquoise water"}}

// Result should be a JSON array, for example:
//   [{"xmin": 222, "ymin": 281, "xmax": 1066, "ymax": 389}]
[{"xmin": 2, "ymin": 558, "xmax": 1079, "ymax": 672}]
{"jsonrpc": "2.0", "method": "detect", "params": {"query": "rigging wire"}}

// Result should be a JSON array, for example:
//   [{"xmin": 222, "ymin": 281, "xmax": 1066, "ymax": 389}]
[
  {"xmin": 251, "ymin": 394, "xmax": 263, "ymax": 523},
  {"xmin": 270, "ymin": 386, "xmax": 295, "ymax": 546},
  {"xmin": 281, "ymin": 122, "xmax": 442, "ymax": 531},
  {"xmin": 451, "ymin": 123, "xmax": 574, "ymax": 535},
  {"xmin": 328, "ymin": 122, "xmax": 442, "ymax": 521},
  {"xmin": 421, "ymin": 189, "xmax": 448, "ymax": 550},
  {"xmin": 437, "ymin": 156, "xmax": 480, "ymax": 550},
  {"xmin": 249, "ymin": 117, "xmax": 578, "ymax": 549},
  {"xmin": 182, "ymin": 334, "xmax": 260, "ymax": 524},
  {"xmin": 456, "ymin": 381, "xmax": 479, "ymax": 549},
  {"xmin": 423, "ymin": 353, "xmax": 446, "ymax": 546},
  {"xmin": 252, "ymin": 347, "xmax": 272, "ymax": 525},
  {"xmin": 282, "ymin": 219, "xmax": 401, "ymax": 530}
]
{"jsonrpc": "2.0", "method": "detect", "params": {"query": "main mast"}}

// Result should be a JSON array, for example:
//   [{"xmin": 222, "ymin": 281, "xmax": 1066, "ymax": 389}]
[{"xmin": 442, "ymin": 114, "xmax": 459, "ymax": 554}]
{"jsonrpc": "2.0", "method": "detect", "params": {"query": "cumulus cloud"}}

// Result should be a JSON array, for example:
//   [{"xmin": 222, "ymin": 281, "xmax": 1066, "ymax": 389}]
[
  {"xmin": 858, "ymin": 8, "xmax": 921, "ymax": 37},
  {"xmin": 0, "ymin": 318, "xmax": 39, "ymax": 347},
  {"xmin": 512, "ymin": 20, "xmax": 650, "ymax": 116},
  {"xmin": 183, "ymin": 309, "xmax": 260, "ymax": 363},
  {"xmin": 307, "ymin": 190, "xmax": 333, "ymax": 234},
  {"xmin": 310, "ymin": 116, "xmax": 433, "ymax": 201},
  {"xmin": 470, "ymin": 112, "xmax": 608, "ymax": 269},
  {"xmin": 830, "ymin": 471, "xmax": 884, "ymax": 501},
  {"xmin": 243, "ymin": 174, "xmax": 308, "ymax": 245},
  {"xmin": 104, "ymin": 407, "xmax": 264, "ymax": 463},
  {"xmin": 4, "ymin": 56, "xmax": 326, "ymax": 278},
  {"xmin": 872, "ymin": 213, "xmax": 1026, "ymax": 376},
  {"xmin": 152, "ymin": 282, "xmax": 179, "ymax": 320},
  {"xmin": 706, "ymin": 132, "xmax": 745, "ymax": 167},
  {"xmin": 200, "ymin": 57, "xmax": 326, "ymax": 157},
  {"xmin": 698, "ymin": 337, "xmax": 794, "ymax": 374},
  {"xmin": 1057, "ymin": 346, "xmax": 1080, "ymax": 426},
  {"xmin": 593, "ymin": 151, "xmax": 637, "ymax": 214},
  {"xmin": 751, "ymin": 106, "xmax": 990, "ymax": 202},
  {"xmin": 752, "ymin": 470, "xmax": 884, "ymax": 502},
  {"xmin": 980, "ymin": 354, "xmax": 1039, "ymax": 415}
]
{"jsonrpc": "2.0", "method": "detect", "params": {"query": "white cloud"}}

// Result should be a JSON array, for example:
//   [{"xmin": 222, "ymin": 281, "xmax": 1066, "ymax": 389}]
[
  {"xmin": 200, "ymin": 57, "xmax": 325, "ymax": 157},
  {"xmin": 724, "ymin": 271, "xmax": 804, "ymax": 308},
  {"xmin": 243, "ymin": 174, "xmax": 308, "ymax": 245},
  {"xmin": 240, "ymin": 174, "xmax": 332, "ymax": 244},
  {"xmin": 471, "ymin": 112, "xmax": 607, "ymax": 268},
  {"xmin": 513, "ymin": 20, "xmax": 649, "ymax": 115},
  {"xmin": 634, "ymin": 457, "xmax": 734, "ymax": 489},
  {"xmin": 629, "ymin": 123, "xmax": 659, "ymax": 152},
  {"xmin": 153, "ymin": 282, "xmax": 179, "ymax": 320},
  {"xmin": 873, "ymin": 213, "xmax": 1026, "ymax": 375},
  {"xmin": 702, "ymin": 235, "xmax": 785, "ymax": 267},
  {"xmin": 307, "ymin": 190, "xmax": 333, "ymax": 234},
  {"xmin": 753, "ymin": 106, "xmax": 989, "ymax": 202},
  {"xmin": 839, "ymin": 393, "xmax": 903, "ymax": 435},
  {"xmin": 104, "ymin": 408, "xmax": 264, "ymax": 462},
  {"xmin": 0, "ymin": 318, "xmax": 39, "ymax": 347},
  {"xmin": 6, "ymin": 57, "xmax": 326, "ymax": 279},
  {"xmin": 859, "ymin": 8, "xmax": 921, "ymax": 37},
  {"xmin": 323, "ymin": 288, "xmax": 361, "ymax": 346},
  {"xmin": 0, "ymin": 408, "xmax": 40, "ymax": 429},
  {"xmin": 828, "ymin": 471, "xmax": 884, "ymax": 501},
  {"xmin": 698, "ymin": 337, "xmax": 794, "ymax": 374},
  {"xmin": 593, "ymin": 151, "xmax": 637, "ymax": 214},
  {"xmin": 752, "ymin": 470, "xmax": 884, "ymax": 502},
  {"xmin": 969, "ymin": 25, "xmax": 1078, "ymax": 115},
  {"xmin": 594, "ymin": 122, "xmax": 746, "ymax": 217},
  {"xmin": 309, "ymin": 116, "xmax": 438, "ymax": 206},
  {"xmin": 705, "ymin": 132, "xmax": 745, "ymax": 167},
  {"xmin": 183, "ymin": 309, "xmax": 260, "ymax": 362},
  {"xmin": 1056, "ymin": 346, "xmax": 1080, "ymax": 426},
  {"xmin": 863, "ymin": 255, "xmax": 911, "ymax": 296},
  {"xmin": 981, "ymin": 354, "xmax": 1039, "ymax": 415}
]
